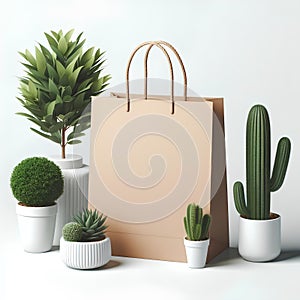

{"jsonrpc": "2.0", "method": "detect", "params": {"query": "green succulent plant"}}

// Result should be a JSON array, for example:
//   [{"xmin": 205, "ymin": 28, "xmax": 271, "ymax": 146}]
[
  {"xmin": 73, "ymin": 209, "xmax": 108, "ymax": 242},
  {"xmin": 233, "ymin": 105, "xmax": 291, "ymax": 220},
  {"xmin": 10, "ymin": 157, "xmax": 64, "ymax": 207},
  {"xmin": 62, "ymin": 222, "xmax": 83, "ymax": 242},
  {"xmin": 17, "ymin": 29, "xmax": 111, "ymax": 158},
  {"xmin": 184, "ymin": 203, "xmax": 211, "ymax": 241}
]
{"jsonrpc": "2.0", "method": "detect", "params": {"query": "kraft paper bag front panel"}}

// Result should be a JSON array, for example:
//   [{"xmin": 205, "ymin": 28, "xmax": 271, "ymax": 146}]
[{"xmin": 88, "ymin": 94, "xmax": 229, "ymax": 262}]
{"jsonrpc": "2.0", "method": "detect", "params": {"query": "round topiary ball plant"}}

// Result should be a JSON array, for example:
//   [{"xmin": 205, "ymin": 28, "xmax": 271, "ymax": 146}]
[
  {"xmin": 10, "ymin": 157, "xmax": 64, "ymax": 207},
  {"xmin": 62, "ymin": 222, "xmax": 83, "ymax": 242}
]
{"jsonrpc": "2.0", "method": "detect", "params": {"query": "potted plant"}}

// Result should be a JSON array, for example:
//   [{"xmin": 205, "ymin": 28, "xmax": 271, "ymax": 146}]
[
  {"xmin": 17, "ymin": 29, "xmax": 111, "ymax": 245},
  {"xmin": 233, "ymin": 104, "xmax": 291, "ymax": 262},
  {"xmin": 10, "ymin": 157, "xmax": 64, "ymax": 253},
  {"xmin": 183, "ymin": 203, "xmax": 211, "ymax": 268},
  {"xmin": 60, "ymin": 209, "xmax": 111, "ymax": 269}
]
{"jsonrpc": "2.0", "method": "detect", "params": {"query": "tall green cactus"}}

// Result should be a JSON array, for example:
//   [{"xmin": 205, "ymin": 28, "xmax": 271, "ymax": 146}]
[
  {"xmin": 233, "ymin": 104, "xmax": 291, "ymax": 220},
  {"xmin": 184, "ymin": 203, "xmax": 211, "ymax": 241}
]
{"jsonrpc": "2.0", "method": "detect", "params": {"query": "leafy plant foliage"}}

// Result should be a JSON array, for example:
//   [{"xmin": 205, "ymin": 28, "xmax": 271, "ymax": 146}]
[
  {"xmin": 17, "ymin": 29, "xmax": 111, "ymax": 158},
  {"xmin": 10, "ymin": 157, "xmax": 64, "ymax": 207},
  {"xmin": 73, "ymin": 209, "xmax": 108, "ymax": 242}
]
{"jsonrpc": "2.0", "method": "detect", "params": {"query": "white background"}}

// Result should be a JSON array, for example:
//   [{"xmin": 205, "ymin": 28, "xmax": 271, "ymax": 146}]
[{"xmin": 1, "ymin": 0, "xmax": 299, "ymax": 249}]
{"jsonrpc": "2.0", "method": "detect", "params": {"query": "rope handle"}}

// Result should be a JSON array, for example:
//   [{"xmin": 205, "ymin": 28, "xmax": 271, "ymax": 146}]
[{"xmin": 126, "ymin": 40, "xmax": 188, "ymax": 114}]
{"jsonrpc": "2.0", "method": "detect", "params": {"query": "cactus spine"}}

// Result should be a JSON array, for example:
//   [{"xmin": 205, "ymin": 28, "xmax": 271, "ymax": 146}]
[
  {"xmin": 184, "ymin": 203, "xmax": 211, "ymax": 241},
  {"xmin": 233, "ymin": 105, "xmax": 291, "ymax": 220}
]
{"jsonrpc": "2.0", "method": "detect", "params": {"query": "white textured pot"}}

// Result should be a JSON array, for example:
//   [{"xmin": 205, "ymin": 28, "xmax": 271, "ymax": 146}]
[
  {"xmin": 60, "ymin": 237, "xmax": 111, "ymax": 269},
  {"xmin": 50, "ymin": 155, "xmax": 89, "ymax": 245},
  {"xmin": 16, "ymin": 203, "xmax": 57, "ymax": 253},
  {"xmin": 238, "ymin": 214, "xmax": 281, "ymax": 262},
  {"xmin": 184, "ymin": 238, "xmax": 209, "ymax": 268}
]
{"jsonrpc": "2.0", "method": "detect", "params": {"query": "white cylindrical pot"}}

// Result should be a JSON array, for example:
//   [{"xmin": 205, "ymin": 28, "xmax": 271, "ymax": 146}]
[
  {"xmin": 50, "ymin": 155, "xmax": 89, "ymax": 246},
  {"xmin": 16, "ymin": 203, "xmax": 57, "ymax": 253},
  {"xmin": 60, "ymin": 237, "xmax": 111, "ymax": 269},
  {"xmin": 238, "ymin": 214, "xmax": 281, "ymax": 262},
  {"xmin": 184, "ymin": 238, "xmax": 210, "ymax": 268}
]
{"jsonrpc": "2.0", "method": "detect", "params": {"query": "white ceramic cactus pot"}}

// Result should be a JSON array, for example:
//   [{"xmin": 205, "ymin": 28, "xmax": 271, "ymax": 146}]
[
  {"xmin": 16, "ymin": 203, "xmax": 57, "ymax": 253},
  {"xmin": 238, "ymin": 214, "xmax": 281, "ymax": 262},
  {"xmin": 60, "ymin": 236, "xmax": 111, "ymax": 269},
  {"xmin": 184, "ymin": 238, "xmax": 210, "ymax": 268}
]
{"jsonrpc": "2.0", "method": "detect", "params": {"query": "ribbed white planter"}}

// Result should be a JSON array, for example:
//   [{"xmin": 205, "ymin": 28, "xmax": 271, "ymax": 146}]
[
  {"xmin": 184, "ymin": 238, "xmax": 210, "ymax": 268},
  {"xmin": 238, "ymin": 214, "xmax": 281, "ymax": 262},
  {"xmin": 16, "ymin": 203, "xmax": 57, "ymax": 253},
  {"xmin": 50, "ymin": 155, "xmax": 89, "ymax": 246},
  {"xmin": 60, "ymin": 237, "xmax": 111, "ymax": 269}
]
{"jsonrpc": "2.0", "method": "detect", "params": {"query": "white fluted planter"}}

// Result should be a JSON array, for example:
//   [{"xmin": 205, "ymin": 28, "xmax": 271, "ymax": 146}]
[
  {"xmin": 50, "ymin": 155, "xmax": 89, "ymax": 246},
  {"xmin": 184, "ymin": 238, "xmax": 210, "ymax": 268},
  {"xmin": 238, "ymin": 214, "xmax": 281, "ymax": 262},
  {"xmin": 60, "ymin": 237, "xmax": 111, "ymax": 269},
  {"xmin": 16, "ymin": 203, "xmax": 57, "ymax": 253}
]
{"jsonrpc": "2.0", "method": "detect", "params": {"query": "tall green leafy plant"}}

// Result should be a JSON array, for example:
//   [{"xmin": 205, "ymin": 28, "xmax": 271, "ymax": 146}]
[{"xmin": 17, "ymin": 29, "xmax": 110, "ymax": 158}]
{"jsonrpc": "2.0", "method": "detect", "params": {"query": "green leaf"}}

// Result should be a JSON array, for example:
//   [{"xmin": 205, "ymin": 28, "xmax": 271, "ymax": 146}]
[
  {"xmin": 39, "ymin": 43, "xmax": 53, "ymax": 61},
  {"xmin": 73, "ymin": 83, "xmax": 92, "ymax": 97},
  {"xmin": 81, "ymin": 47, "xmax": 94, "ymax": 64},
  {"xmin": 35, "ymin": 47, "xmax": 46, "ymax": 74},
  {"xmin": 48, "ymin": 78, "xmax": 59, "ymax": 95},
  {"xmin": 46, "ymin": 63, "xmax": 59, "ymax": 81},
  {"xmin": 50, "ymin": 30, "xmax": 60, "ymax": 41},
  {"xmin": 30, "ymin": 127, "xmax": 61, "ymax": 144},
  {"xmin": 45, "ymin": 33, "xmax": 58, "ymax": 49},
  {"xmin": 61, "ymin": 111, "xmax": 75, "ymax": 121},
  {"xmin": 90, "ymin": 78, "xmax": 103, "ymax": 93},
  {"xmin": 62, "ymin": 86, "xmax": 72, "ymax": 97},
  {"xmin": 66, "ymin": 47, "xmax": 81, "ymax": 66},
  {"xmin": 63, "ymin": 95, "xmax": 73, "ymax": 102},
  {"xmin": 44, "ymin": 114, "xmax": 55, "ymax": 124},
  {"xmin": 56, "ymin": 60, "xmax": 66, "ymax": 78},
  {"xmin": 28, "ymin": 81, "xmax": 37, "ymax": 98},
  {"xmin": 69, "ymin": 66, "xmax": 83, "ymax": 88},
  {"xmin": 65, "ymin": 59, "xmax": 77, "ymax": 75},
  {"xmin": 65, "ymin": 29, "xmax": 75, "ymax": 42},
  {"xmin": 68, "ymin": 139, "xmax": 81, "ymax": 145},
  {"xmin": 25, "ymin": 49, "xmax": 37, "ymax": 67},
  {"xmin": 58, "ymin": 36, "xmax": 68, "ymax": 54},
  {"xmin": 16, "ymin": 112, "xmax": 35, "ymax": 119},
  {"xmin": 49, "ymin": 122, "xmax": 64, "ymax": 133},
  {"xmin": 67, "ymin": 132, "xmax": 85, "ymax": 141},
  {"xmin": 76, "ymin": 32, "xmax": 84, "ymax": 43},
  {"xmin": 47, "ymin": 101, "xmax": 56, "ymax": 115},
  {"xmin": 55, "ymin": 95, "xmax": 63, "ymax": 104}
]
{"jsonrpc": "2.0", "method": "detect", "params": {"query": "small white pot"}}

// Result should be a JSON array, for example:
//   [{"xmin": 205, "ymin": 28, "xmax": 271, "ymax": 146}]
[
  {"xmin": 184, "ymin": 238, "xmax": 210, "ymax": 268},
  {"xmin": 16, "ymin": 203, "xmax": 57, "ymax": 253},
  {"xmin": 60, "ymin": 237, "xmax": 111, "ymax": 269},
  {"xmin": 238, "ymin": 214, "xmax": 281, "ymax": 262}
]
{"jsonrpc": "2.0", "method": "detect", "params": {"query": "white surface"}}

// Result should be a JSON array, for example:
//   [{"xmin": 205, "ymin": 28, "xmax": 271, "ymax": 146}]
[
  {"xmin": 1, "ymin": 242, "xmax": 299, "ymax": 300},
  {"xmin": 1, "ymin": 0, "xmax": 300, "ymax": 250}
]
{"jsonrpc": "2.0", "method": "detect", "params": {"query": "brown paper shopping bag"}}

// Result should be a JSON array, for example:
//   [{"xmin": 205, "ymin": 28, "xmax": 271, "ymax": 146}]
[{"xmin": 89, "ymin": 41, "xmax": 229, "ymax": 262}]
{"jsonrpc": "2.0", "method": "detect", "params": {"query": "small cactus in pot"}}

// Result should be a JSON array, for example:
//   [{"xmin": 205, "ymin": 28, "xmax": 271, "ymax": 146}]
[
  {"xmin": 183, "ymin": 203, "xmax": 211, "ymax": 268},
  {"xmin": 60, "ymin": 209, "xmax": 111, "ymax": 269}
]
